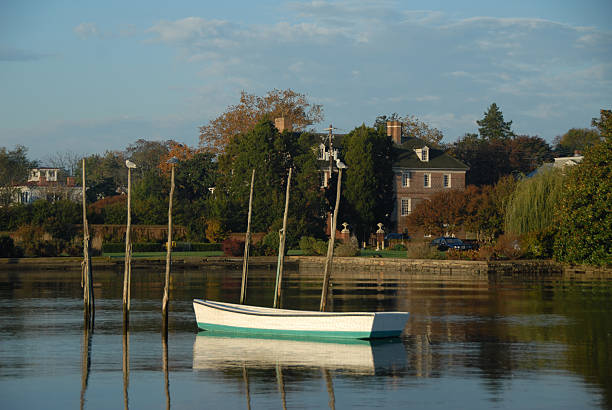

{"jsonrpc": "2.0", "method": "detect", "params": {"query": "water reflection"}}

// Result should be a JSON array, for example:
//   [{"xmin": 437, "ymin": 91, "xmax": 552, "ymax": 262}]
[
  {"xmin": 162, "ymin": 332, "xmax": 170, "ymax": 410},
  {"xmin": 80, "ymin": 325, "xmax": 92, "ymax": 410},
  {"xmin": 193, "ymin": 332, "xmax": 406, "ymax": 375},
  {"xmin": 122, "ymin": 330, "xmax": 129, "ymax": 410},
  {"xmin": 194, "ymin": 332, "xmax": 407, "ymax": 409}
]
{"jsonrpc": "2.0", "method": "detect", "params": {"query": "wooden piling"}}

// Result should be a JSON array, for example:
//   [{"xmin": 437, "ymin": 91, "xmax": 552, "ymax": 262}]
[
  {"xmin": 162, "ymin": 163, "xmax": 175, "ymax": 330},
  {"xmin": 123, "ymin": 167, "xmax": 132, "ymax": 324},
  {"xmin": 81, "ymin": 159, "xmax": 94, "ymax": 325},
  {"xmin": 320, "ymin": 167, "xmax": 343, "ymax": 312},
  {"xmin": 273, "ymin": 168, "xmax": 292, "ymax": 309},
  {"xmin": 240, "ymin": 169, "xmax": 255, "ymax": 305}
]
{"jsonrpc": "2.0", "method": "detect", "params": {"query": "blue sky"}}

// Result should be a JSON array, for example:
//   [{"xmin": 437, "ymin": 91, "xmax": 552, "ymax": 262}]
[{"xmin": 1, "ymin": 0, "xmax": 611, "ymax": 162}]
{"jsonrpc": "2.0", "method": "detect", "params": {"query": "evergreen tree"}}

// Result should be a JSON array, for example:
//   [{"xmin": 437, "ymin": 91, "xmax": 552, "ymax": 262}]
[
  {"xmin": 342, "ymin": 125, "xmax": 394, "ymax": 242},
  {"xmin": 477, "ymin": 103, "xmax": 514, "ymax": 140},
  {"xmin": 212, "ymin": 120, "xmax": 325, "ymax": 246}
]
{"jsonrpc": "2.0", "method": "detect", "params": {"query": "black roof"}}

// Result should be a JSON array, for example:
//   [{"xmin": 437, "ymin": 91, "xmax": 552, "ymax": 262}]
[{"xmin": 393, "ymin": 138, "xmax": 468, "ymax": 170}]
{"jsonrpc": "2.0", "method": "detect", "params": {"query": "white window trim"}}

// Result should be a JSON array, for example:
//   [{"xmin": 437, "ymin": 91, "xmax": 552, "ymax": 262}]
[
  {"xmin": 402, "ymin": 171, "xmax": 411, "ymax": 187},
  {"xmin": 443, "ymin": 173, "xmax": 451, "ymax": 188},
  {"xmin": 401, "ymin": 198, "xmax": 411, "ymax": 216},
  {"xmin": 424, "ymin": 173, "xmax": 431, "ymax": 188}
]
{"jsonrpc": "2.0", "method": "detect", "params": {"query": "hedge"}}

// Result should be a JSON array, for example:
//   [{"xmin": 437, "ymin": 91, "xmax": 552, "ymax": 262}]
[{"xmin": 102, "ymin": 242, "xmax": 222, "ymax": 253}]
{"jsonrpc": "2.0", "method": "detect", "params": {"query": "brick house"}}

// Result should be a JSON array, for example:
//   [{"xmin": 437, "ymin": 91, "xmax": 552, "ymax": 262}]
[
  {"xmin": 275, "ymin": 118, "xmax": 468, "ymax": 237},
  {"xmin": 386, "ymin": 121, "xmax": 468, "ymax": 234}
]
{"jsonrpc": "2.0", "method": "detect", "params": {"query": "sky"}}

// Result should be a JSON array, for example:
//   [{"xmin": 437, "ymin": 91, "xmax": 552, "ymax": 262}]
[{"xmin": 1, "ymin": 0, "xmax": 611, "ymax": 162}]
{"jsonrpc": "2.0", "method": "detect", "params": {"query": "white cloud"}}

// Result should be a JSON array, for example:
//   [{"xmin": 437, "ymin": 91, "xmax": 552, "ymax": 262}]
[{"xmin": 74, "ymin": 22, "xmax": 99, "ymax": 39}]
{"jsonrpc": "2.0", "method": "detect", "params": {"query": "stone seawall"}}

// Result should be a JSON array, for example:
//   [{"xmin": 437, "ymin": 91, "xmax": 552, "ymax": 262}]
[
  {"xmin": 0, "ymin": 255, "xmax": 609, "ymax": 280},
  {"xmin": 289, "ymin": 256, "xmax": 610, "ymax": 280}
]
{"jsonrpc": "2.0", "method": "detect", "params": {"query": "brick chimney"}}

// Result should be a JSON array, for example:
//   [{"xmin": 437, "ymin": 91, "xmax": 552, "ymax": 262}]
[
  {"xmin": 275, "ymin": 117, "xmax": 292, "ymax": 133},
  {"xmin": 387, "ymin": 120, "xmax": 402, "ymax": 144}
]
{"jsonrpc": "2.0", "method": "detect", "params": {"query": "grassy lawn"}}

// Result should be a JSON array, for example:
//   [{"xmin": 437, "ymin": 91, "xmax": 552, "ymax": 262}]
[{"xmin": 359, "ymin": 249, "xmax": 408, "ymax": 258}]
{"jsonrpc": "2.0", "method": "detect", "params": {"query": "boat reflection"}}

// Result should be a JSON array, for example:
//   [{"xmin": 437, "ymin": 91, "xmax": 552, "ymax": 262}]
[{"xmin": 193, "ymin": 331, "xmax": 406, "ymax": 375}]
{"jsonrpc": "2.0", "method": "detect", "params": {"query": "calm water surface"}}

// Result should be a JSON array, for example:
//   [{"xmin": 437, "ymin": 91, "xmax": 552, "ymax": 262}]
[{"xmin": 0, "ymin": 267, "xmax": 611, "ymax": 409}]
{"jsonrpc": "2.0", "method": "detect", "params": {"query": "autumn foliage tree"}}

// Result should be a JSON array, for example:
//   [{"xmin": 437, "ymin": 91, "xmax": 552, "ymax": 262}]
[{"xmin": 199, "ymin": 89, "xmax": 324, "ymax": 153}]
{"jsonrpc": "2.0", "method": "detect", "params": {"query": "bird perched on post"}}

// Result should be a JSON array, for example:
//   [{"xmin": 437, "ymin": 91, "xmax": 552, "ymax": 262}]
[
  {"xmin": 125, "ymin": 159, "xmax": 137, "ymax": 169},
  {"xmin": 335, "ymin": 158, "xmax": 347, "ymax": 169}
]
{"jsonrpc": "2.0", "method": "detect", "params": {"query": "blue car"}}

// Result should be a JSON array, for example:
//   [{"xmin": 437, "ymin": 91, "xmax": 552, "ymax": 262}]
[{"xmin": 430, "ymin": 237, "xmax": 475, "ymax": 251}]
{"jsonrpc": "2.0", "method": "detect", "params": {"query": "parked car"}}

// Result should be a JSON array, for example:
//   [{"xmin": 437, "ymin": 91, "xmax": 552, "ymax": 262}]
[
  {"xmin": 385, "ymin": 233, "xmax": 410, "ymax": 241},
  {"xmin": 430, "ymin": 237, "xmax": 475, "ymax": 251}
]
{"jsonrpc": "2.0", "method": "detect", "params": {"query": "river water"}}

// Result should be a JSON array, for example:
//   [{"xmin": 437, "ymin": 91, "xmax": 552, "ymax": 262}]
[{"xmin": 0, "ymin": 267, "xmax": 610, "ymax": 409}]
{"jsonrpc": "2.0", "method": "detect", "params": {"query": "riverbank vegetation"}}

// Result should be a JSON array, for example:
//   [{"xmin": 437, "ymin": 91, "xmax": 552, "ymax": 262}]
[{"xmin": 0, "ymin": 90, "xmax": 609, "ymax": 267}]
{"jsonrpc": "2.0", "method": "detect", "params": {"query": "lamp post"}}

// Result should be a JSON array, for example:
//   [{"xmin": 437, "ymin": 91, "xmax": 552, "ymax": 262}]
[{"xmin": 162, "ymin": 157, "xmax": 178, "ymax": 333}]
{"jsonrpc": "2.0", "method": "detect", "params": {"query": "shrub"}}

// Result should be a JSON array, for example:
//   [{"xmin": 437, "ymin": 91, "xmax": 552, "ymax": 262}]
[
  {"xmin": 190, "ymin": 242, "xmax": 222, "ymax": 252},
  {"xmin": 23, "ymin": 239, "xmax": 58, "ymax": 257},
  {"xmin": 521, "ymin": 229, "xmax": 556, "ymax": 259},
  {"xmin": 299, "ymin": 236, "xmax": 328, "ymax": 256},
  {"xmin": 492, "ymin": 234, "xmax": 524, "ymax": 260},
  {"xmin": 334, "ymin": 236, "xmax": 360, "ymax": 257},
  {"xmin": 222, "ymin": 238, "xmax": 244, "ymax": 256},
  {"xmin": 447, "ymin": 249, "xmax": 480, "ymax": 260},
  {"xmin": 406, "ymin": 242, "xmax": 446, "ymax": 260},
  {"xmin": 391, "ymin": 243, "xmax": 407, "ymax": 251},
  {"xmin": 0, "ymin": 235, "xmax": 22, "ymax": 257}
]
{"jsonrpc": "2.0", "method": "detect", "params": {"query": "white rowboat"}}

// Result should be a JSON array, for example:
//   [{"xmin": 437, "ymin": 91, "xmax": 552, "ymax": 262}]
[{"xmin": 193, "ymin": 299, "xmax": 409, "ymax": 339}]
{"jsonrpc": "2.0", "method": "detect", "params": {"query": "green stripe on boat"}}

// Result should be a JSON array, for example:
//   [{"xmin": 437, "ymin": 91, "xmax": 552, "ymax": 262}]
[{"xmin": 197, "ymin": 322, "xmax": 401, "ymax": 339}]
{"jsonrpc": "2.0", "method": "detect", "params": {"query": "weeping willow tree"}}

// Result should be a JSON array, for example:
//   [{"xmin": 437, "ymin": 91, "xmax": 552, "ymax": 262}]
[{"xmin": 504, "ymin": 168, "xmax": 565, "ymax": 235}]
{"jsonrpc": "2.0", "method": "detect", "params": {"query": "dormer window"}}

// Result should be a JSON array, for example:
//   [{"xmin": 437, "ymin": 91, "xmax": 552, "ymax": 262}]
[{"xmin": 415, "ymin": 146, "xmax": 429, "ymax": 162}]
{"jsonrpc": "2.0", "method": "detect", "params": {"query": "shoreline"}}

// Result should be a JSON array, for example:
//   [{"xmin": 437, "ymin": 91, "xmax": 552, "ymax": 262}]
[{"xmin": 0, "ymin": 255, "xmax": 609, "ymax": 280}]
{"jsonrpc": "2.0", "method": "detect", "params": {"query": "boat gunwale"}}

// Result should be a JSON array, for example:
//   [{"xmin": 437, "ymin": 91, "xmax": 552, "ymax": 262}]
[{"xmin": 193, "ymin": 299, "xmax": 408, "ymax": 318}]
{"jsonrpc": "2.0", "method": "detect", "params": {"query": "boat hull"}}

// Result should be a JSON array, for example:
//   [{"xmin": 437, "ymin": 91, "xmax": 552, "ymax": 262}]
[{"xmin": 193, "ymin": 299, "xmax": 409, "ymax": 339}]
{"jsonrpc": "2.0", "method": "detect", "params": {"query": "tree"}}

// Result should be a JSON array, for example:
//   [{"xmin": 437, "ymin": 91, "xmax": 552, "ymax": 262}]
[
  {"xmin": 553, "ymin": 128, "xmax": 602, "ymax": 157},
  {"xmin": 342, "ymin": 125, "xmax": 394, "ymax": 241},
  {"xmin": 477, "ymin": 103, "xmax": 514, "ymax": 140},
  {"xmin": 374, "ymin": 113, "xmax": 444, "ymax": 146},
  {"xmin": 554, "ymin": 122, "xmax": 611, "ymax": 266},
  {"xmin": 173, "ymin": 151, "xmax": 218, "ymax": 240},
  {"xmin": 407, "ymin": 188, "xmax": 471, "ymax": 237},
  {"xmin": 450, "ymin": 132, "xmax": 551, "ymax": 186},
  {"xmin": 591, "ymin": 109, "xmax": 612, "ymax": 141},
  {"xmin": 212, "ymin": 120, "xmax": 325, "ymax": 246},
  {"xmin": 0, "ymin": 145, "xmax": 36, "ymax": 207},
  {"xmin": 44, "ymin": 151, "xmax": 81, "ymax": 177},
  {"xmin": 450, "ymin": 133, "xmax": 510, "ymax": 186},
  {"xmin": 125, "ymin": 139, "xmax": 173, "ymax": 176},
  {"xmin": 78, "ymin": 151, "xmax": 125, "ymax": 201},
  {"xmin": 199, "ymin": 89, "xmax": 324, "ymax": 153},
  {"xmin": 508, "ymin": 135, "xmax": 553, "ymax": 175},
  {"xmin": 505, "ymin": 169, "xmax": 565, "ymax": 235}
]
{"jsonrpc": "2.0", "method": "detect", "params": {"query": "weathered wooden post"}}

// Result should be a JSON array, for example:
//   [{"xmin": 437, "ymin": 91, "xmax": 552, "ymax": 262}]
[
  {"xmin": 320, "ymin": 160, "xmax": 345, "ymax": 312},
  {"xmin": 81, "ymin": 159, "xmax": 94, "ymax": 325},
  {"xmin": 123, "ymin": 159, "xmax": 136, "ymax": 325},
  {"xmin": 240, "ymin": 169, "xmax": 255, "ymax": 305},
  {"xmin": 273, "ymin": 168, "xmax": 292, "ymax": 309},
  {"xmin": 162, "ymin": 157, "xmax": 178, "ymax": 333}
]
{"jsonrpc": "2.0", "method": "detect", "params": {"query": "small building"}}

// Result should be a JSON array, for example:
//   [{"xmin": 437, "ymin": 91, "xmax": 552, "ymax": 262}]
[{"xmin": 12, "ymin": 167, "xmax": 80, "ymax": 204}]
